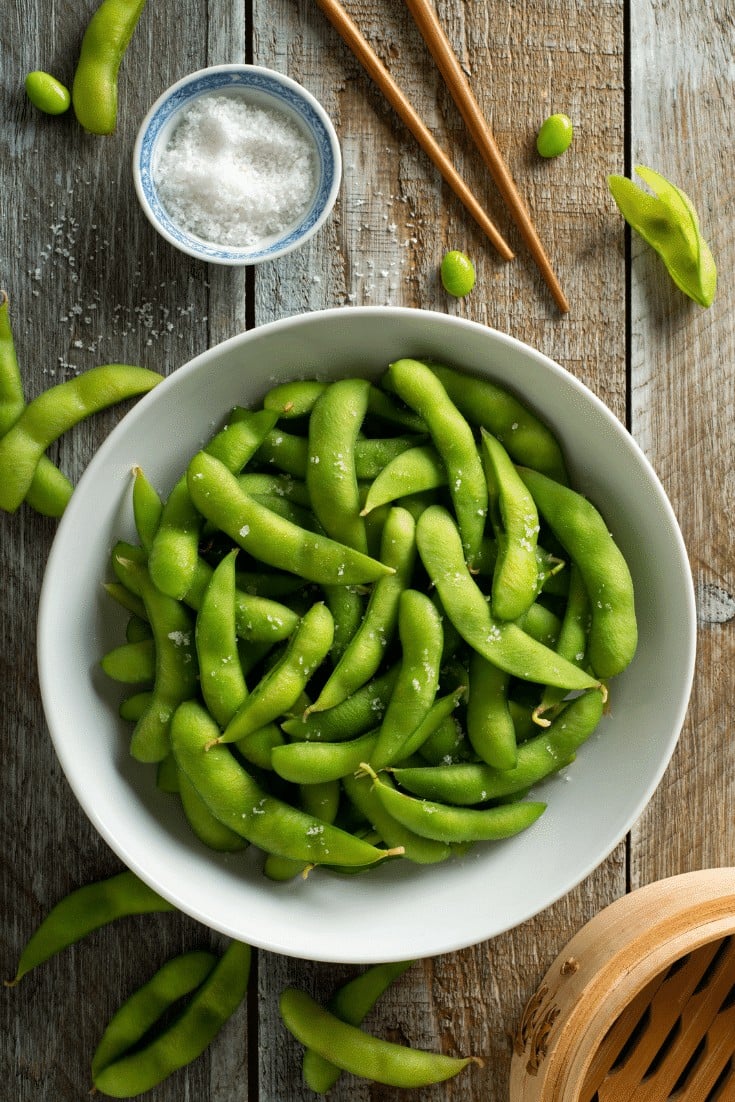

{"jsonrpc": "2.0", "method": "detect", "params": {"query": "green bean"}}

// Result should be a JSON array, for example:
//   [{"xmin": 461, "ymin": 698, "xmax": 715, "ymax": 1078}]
[
  {"xmin": 187, "ymin": 451, "xmax": 393, "ymax": 585},
  {"xmin": 518, "ymin": 468, "xmax": 637, "ymax": 678},
  {"xmin": 310, "ymin": 507, "xmax": 416, "ymax": 713},
  {"xmin": 92, "ymin": 940, "xmax": 251, "ymax": 1097},
  {"xmin": 399, "ymin": 686, "xmax": 466, "ymax": 761},
  {"xmin": 481, "ymin": 428, "xmax": 540, "ymax": 620},
  {"xmin": 281, "ymin": 665, "xmax": 399, "ymax": 742},
  {"xmin": 466, "ymin": 651, "xmax": 516, "ymax": 769},
  {"xmin": 427, "ymin": 362, "xmax": 568, "ymax": 483},
  {"xmin": 0, "ymin": 363, "xmax": 161, "ymax": 513},
  {"xmin": 72, "ymin": 0, "xmax": 147, "ymax": 135},
  {"xmin": 384, "ymin": 358, "xmax": 487, "ymax": 566},
  {"xmin": 391, "ymin": 689, "xmax": 605, "ymax": 804},
  {"xmin": 368, "ymin": 589, "xmax": 443, "ymax": 771},
  {"xmin": 171, "ymin": 700, "xmax": 401, "ymax": 867},
  {"xmin": 608, "ymin": 165, "xmax": 716, "ymax": 308},
  {"xmin": 361, "ymin": 443, "xmax": 446, "ymax": 515},
  {"xmin": 364, "ymin": 764, "xmax": 546, "ymax": 843},
  {"xmin": 100, "ymin": 638, "xmax": 155, "ymax": 684},
  {"xmin": 219, "ymin": 602, "xmax": 334, "ymax": 745},
  {"xmin": 416, "ymin": 505, "xmax": 600, "ymax": 691},
  {"xmin": 255, "ymin": 427, "xmax": 422, "ymax": 482},
  {"xmin": 307, "ymin": 376, "xmax": 371, "ymax": 552},
  {"xmin": 116, "ymin": 556, "xmax": 198, "ymax": 763},
  {"xmin": 195, "ymin": 550, "xmax": 248, "ymax": 728},
  {"xmin": 0, "ymin": 290, "xmax": 73, "ymax": 516},
  {"xmin": 280, "ymin": 986, "xmax": 483, "ymax": 1087},
  {"xmin": 302, "ymin": 960, "xmax": 415, "ymax": 1093},
  {"xmin": 7, "ymin": 870, "xmax": 174, "ymax": 984}
]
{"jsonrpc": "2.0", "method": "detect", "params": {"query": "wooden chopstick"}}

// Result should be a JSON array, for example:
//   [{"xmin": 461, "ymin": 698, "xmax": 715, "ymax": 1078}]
[
  {"xmin": 404, "ymin": 0, "xmax": 569, "ymax": 313},
  {"xmin": 312, "ymin": 0, "xmax": 514, "ymax": 263}
]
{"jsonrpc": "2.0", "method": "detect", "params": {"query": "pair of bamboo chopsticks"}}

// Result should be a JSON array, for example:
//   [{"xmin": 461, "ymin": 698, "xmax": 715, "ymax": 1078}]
[{"xmin": 313, "ymin": 0, "xmax": 569, "ymax": 313}]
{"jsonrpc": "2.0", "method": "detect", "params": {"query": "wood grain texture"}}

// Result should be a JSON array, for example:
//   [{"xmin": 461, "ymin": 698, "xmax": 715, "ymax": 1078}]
[{"xmin": 1, "ymin": 0, "xmax": 732, "ymax": 1099}]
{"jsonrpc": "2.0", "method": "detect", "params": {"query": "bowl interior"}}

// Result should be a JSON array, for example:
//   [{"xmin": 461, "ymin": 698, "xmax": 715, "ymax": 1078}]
[
  {"xmin": 134, "ymin": 66, "xmax": 341, "ymax": 264},
  {"xmin": 37, "ymin": 308, "xmax": 696, "ymax": 963}
]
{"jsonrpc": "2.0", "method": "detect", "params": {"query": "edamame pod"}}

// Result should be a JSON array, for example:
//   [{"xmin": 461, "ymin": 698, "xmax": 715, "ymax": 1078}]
[
  {"xmin": 280, "ymin": 986, "xmax": 483, "ymax": 1088},
  {"xmin": 72, "ymin": 0, "xmax": 148, "ymax": 135},
  {"xmin": 361, "ymin": 443, "xmax": 447, "ymax": 515},
  {"xmin": 187, "ymin": 452, "xmax": 394, "ymax": 585},
  {"xmin": 195, "ymin": 550, "xmax": 248, "ymax": 727},
  {"xmin": 518, "ymin": 468, "xmax": 637, "ymax": 678}
]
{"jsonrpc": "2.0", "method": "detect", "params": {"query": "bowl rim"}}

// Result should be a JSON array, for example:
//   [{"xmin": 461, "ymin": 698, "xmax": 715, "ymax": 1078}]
[
  {"xmin": 36, "ymin": 306, "xmax": 698, "ymax": 962},
  {"xmin": 132, "ymin": 63, "xmax": 342, "ymax": 266}
]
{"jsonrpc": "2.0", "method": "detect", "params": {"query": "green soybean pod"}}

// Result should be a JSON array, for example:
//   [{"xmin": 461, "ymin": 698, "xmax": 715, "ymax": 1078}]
[
  {"xmin": 263, "ymin": 378, "xmax": 328, "ymax": 418},
  {"xmin": 281, "ymin": 664, "xmax": 399, "ymax": 743},
  {"xmin": 92, "ymin": 941, "xmax": 251, "ymax": 1097},
  {"xmin": 100, "ymin": 638, "xmax": 155, "ymax": 684},
  {"xmin": 280, "ymin": 986, "xmax": 483, "ymax": 1088},
  {"xmin": 271, "ymin": 730, "xmax": 380, "ymax": 785},
  {"xmin": 481, "ymin": 427, "xmax": 540, "ymax": 621},
  {"xmin": 384, "ymin": 358, "xmax": 488, "ymax": 566},
  {"xmin": 72, "ymin": 0, "xmax": 147, "ymax": 135},
  {"xmin": 0, "ymin": 363, "xmax": 161, "ymax": 513},
  {"xmin": 263, "ymin": 780, "xmax": 341, "ymax": 881},
  {"xmin": 219, "ymin": 602, "xmax": 334, "ymax": 745},
  {"xmin": 182, "ymin": 556, "xmax": 299, "ymax": 644},
  {"xmin": 8, "ymin": 871, "xmax": 175, "ymax": 984},
  {"xmin": 119, "ymin": 690, "xmax": 152, "ymax": 723},
  {"xmin": 427, "ymin": 362, "xmax": 569, "ymax": 483},
  {"xmin": 311, "ymin": 507, "xmax": 417, "ymax": 713},
  {"xmin": 171, "ymin": 701, "xmax": 400, "ymax": 868},
  {"xmin": 195, "ymin": 549, "xmax": 248, "ymax": 728},
  {"xmin": 518, "ymin": 468, "xmax": 637, "ymax": 678},
  {"xmin": 360, "ymin": 444, "xmax": 447, "ymax": 515},
  {"xmin": 535, "ymin": 563, "xmax": 591, "ymax": 724},
  {"xmin": 187, "ymin": 452, "xmax": 393, "ymax": 586},
  {"xmin": 342, "ymin": 772, "xmax": 451, "ymax": 866},
  {"xmin": 178, "ymin": 768, "xmax": 246, "ymax": 853},
  {"xmin": 303, "ymin": 960, "xmax": 415, "ymax": 1093},
  {"xmin": 466, "ymin": 651, "xmax": 517, "ymax": 770}
]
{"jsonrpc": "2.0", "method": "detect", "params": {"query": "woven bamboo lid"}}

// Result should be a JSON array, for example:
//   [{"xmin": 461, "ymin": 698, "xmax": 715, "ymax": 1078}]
[{"xmin": 509, "ymin": 868, "xmax": 735, "ymax": 1101}]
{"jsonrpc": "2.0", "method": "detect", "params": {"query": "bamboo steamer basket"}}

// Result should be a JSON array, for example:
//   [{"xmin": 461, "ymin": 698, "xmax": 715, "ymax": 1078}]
[{"xmin": 509, "ymin": 868, "xmax": 735, "ymax": 1102}]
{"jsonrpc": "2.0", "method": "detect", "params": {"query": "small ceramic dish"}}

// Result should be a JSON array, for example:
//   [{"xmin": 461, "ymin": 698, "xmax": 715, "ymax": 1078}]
[{"xmin": 132, "ymin": 64, "xmax": 342, "ymax": 265}]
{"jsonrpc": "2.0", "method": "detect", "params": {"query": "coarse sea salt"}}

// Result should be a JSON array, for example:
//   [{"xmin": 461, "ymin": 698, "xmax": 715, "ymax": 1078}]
[{"xmin": 155, "ymin": 93, "xmax": 318, "ymax": 247}]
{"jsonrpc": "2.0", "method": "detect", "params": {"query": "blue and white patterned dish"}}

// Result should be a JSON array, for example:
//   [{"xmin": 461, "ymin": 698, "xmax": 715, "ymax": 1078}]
[{"xmin": 132, "ymin": 65, "xmax": 342, "ymax": 265}]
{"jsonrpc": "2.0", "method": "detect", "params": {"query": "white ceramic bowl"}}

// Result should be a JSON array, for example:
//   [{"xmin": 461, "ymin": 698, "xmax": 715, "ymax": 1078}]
[
  {"xmin": 37, "ymin": 308, "xmax": 696, "ymax": 963},
  {"xmin": 132, "ymin": 64, "xmax": 342, "ymax": 265}
]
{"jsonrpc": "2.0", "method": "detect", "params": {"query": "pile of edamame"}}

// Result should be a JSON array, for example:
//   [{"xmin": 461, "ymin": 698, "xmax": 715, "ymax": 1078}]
[{"xmin": 101, "ymin": 356, "xmax": 637, "ymax": 877}]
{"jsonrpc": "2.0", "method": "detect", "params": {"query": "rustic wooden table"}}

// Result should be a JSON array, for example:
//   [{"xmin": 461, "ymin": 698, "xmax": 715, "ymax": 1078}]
[{"xmin": 2, "ymin": 2, "xmax": 733, "ymax": 1099}]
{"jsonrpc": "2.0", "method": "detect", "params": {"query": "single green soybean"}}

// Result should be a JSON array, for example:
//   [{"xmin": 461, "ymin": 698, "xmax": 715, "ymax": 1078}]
[
  {"xmin": 92, "ymin": 940, "xmax": 251, "ymax": 1097},
  {"xmin": 384, "ymin": 358, "xmax": 487, "ymax": 566},
  {"xmin": 72, "ymin": 0, "xmax": 148, "ymax": 135},
  {"xmin": 310, "ymin": 507, "xmax": 417, "ymax": 713},
  {"xmin": 219, "ymin": 602, "xmax": 334, "ymax": 744},
  {"xmin": 440, "ymin": 249, "xmax": 476, "ymax": 297},
  {"xmin": 306, "ymin": 376, "xmax": 371, "ymax": 553},
  {"xmin": 0, "ymin": 363, "xmax": 161, "ymax": 513},
  {"xmin": 416, "ymin": 505, "xmax": 601, "ymax": 692},
  {"xmin": 8, "ymin": 870, "xmax": 175, "ymax": 984},
  {"xmin": 280, "ymin": 986, "xmax": 483, "ymax": 1088},
  {"xmin": 607, "ymin": 165, "xmax": 716, "ymax": 308},
  {"xmin": 187, "ymin": 451, "xmax": 393, "ymax": 586},
  {"xmin": 25, "ymin": 70, "xmax": 71, "ymax": 115},
  {"xmin": 302, "ymin": 960, "xmax": 415, "ymax": 1093},
  {"xmin": 426, "ymin": 362, "xmax": 568, "ymax": 483},
  {"xmin": 481, "ymin": 428, "xmax": 540, "ymax": 621},
  {"xmin": 518, "ymin": 468, "xmax": 637, "ymax": 679},
  {"xmin": 536, "ymin": 112, "xmax": 573, "ymax": 158},
  {"xmin": 263, "ymin": 378, "xmax": 328, "ymax": 418},
  {"xmin": 171, "ymin": 700, "xmax": 399, "ymax": 867},
  {"xmin": 391, "ymin": 689, "xmax": 605, "ymax": 804}
]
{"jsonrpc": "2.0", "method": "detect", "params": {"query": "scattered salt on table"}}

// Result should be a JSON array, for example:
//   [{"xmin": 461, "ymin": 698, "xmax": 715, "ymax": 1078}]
[{"xmin": 155, "ymin": 94, "xmax": 318, "ymax": 247}]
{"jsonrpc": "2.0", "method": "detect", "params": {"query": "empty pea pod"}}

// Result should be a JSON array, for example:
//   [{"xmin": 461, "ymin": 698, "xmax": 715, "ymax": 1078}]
[
  {"xmin": 171, "ymin": 700, "xmax": 401, "ymax": 867},
  {"xmin": 0, "ymin": 363, "xmax": 161, "ymax": 513},
  {"xmin": 187, "ymin": 451, "xmax": 394, "ymax": 585},
  {"xmin": 72, "ymin": 0, "xmax": 148, "ymax": 135},
  {"xmin": 302, "ymin": 960, "xmax": 415, "ymax": 1093},
  {"xmin": 92, "ymin": 940, "xmax": 251, "ymax": 1097},
  {"xmin": 280, "ymin": 986, "xmax": 483, "ymax": 1088},
  {"xmin": 7, "ymin": 870, "xmax": 175, "ymax": 985},
  {"xmin": 518, "ymin": 468, "xmax": 637, "ymax": 678},
  {"xmin": 384, "ymin": 358, "xmax": 487, "ymax": 566}
]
